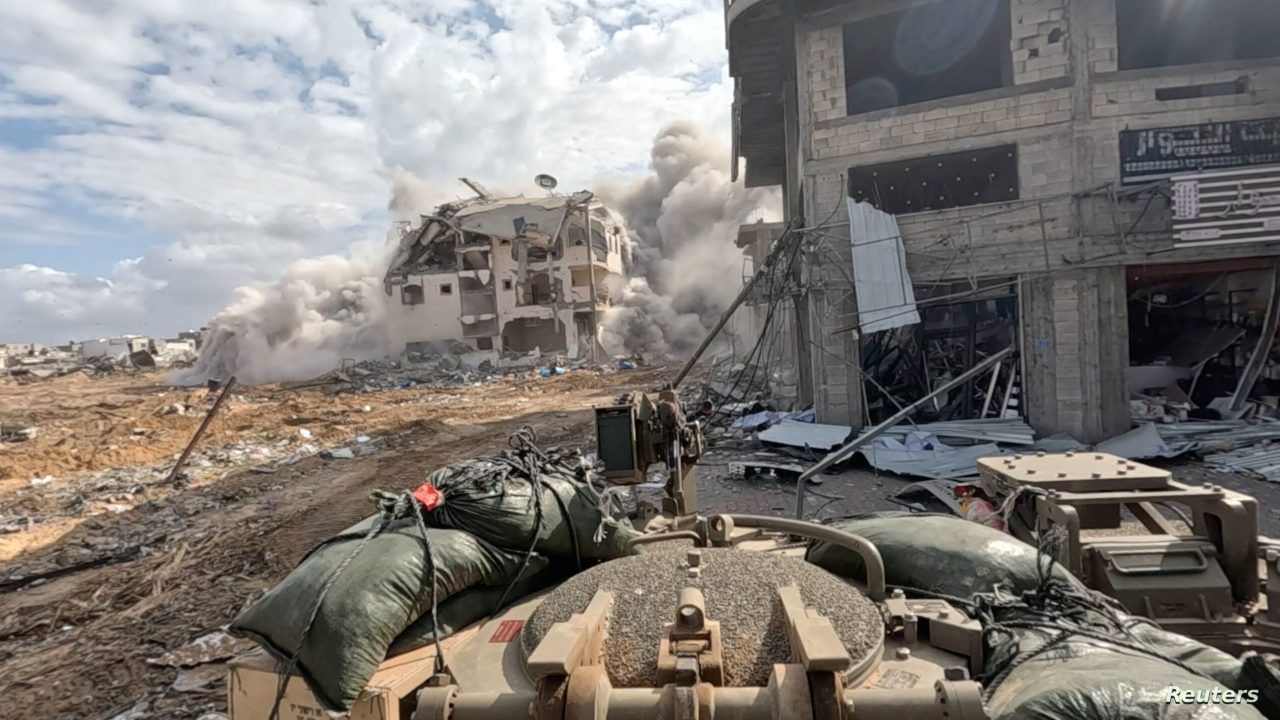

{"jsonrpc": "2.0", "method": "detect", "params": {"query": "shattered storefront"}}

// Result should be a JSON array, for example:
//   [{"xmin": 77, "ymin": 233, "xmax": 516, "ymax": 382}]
[{"xmin": 383, "ymin": 184, "xmax": 626, "ymax": 364}]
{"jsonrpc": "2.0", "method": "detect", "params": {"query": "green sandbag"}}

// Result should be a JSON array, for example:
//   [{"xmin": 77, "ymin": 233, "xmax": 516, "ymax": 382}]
[
  {"xmin": 230, "ymin": 513, "xmax": 548, "ymax": 714},
  {"xmin": 423, "ymin": 446, "xmax": 639, "ymax": 561},
  {"xmin": 985, "ymin": 618, "xmax": 1266, "ymax": 720},
  {"xmin": 387, "ymin": 565, "xmax": 564, "ymax": 658},
  {"xmin": 1124, "ymin": 617, "xmax": 1280, "ymax": 718},
  {"xmin": 805, "ymin": 512, "xmax": 1084, "ymax": 599}
]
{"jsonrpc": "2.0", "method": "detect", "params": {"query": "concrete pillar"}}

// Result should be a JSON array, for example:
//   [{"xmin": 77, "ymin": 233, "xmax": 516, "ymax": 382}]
[
  {"xmin": 1021, "ymin": 265, "xmax": 1129, "ymax": 442},
  {"xmin": 802, "ymin": 171, "xmax": 863, "ymax": 428}
]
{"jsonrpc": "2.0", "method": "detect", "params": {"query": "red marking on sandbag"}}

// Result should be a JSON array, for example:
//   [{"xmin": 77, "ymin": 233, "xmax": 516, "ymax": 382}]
[{"xmin": 413, "ymin": 482, "xmax": 443, "ymax": 511}]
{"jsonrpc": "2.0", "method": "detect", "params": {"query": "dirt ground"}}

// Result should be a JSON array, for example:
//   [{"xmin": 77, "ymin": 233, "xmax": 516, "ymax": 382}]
[
  {"xmin": 5, "ymin": 368, "xmax": 1280, "ymax": 720},
  {"xmin": 0, "ymin": 366, "xmax": 675, "ymax": 720}
]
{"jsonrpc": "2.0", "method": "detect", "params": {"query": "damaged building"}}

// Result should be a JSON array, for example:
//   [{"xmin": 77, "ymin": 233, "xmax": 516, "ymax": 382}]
[
  {"xmin": 383, "ymin": 182, "xmax": 626, "ymax": 362},
  {"xmin": 726, "ymin": 0, "xmax": 1280, "ymax": 441}
]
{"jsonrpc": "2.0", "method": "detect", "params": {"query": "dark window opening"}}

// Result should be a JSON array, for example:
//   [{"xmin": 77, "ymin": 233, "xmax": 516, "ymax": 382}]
[
  {"xmin": 1117, "ymin": 0, "xmax": 1280, "ymax": 71},
  {"xmin": 461, "ymin": 249, "xmax": 490, "ymax": 270},
  {"xmin": 502, "ymin": 279, "xmax": 513, "ymax": 291},
  {"xmin": 440, "ymin": 283, "xmax": 453, "ymax": 296},
  {"xmin": 843, "ymin": 0, "xmax": 1011, "ymax": 115},
  {"xmin": 1155, "ymin": 78, "xmax": 1249, "ymax": 101},
  {"xmin": 849, "ymin": 145, "xmax": 1019, "ymax": 215},
  {"xmin": 475, "ymin": 337, "xmax": 494, "ymax": 350},
  {"xmin": 401, "ymin": 284, "xmax": 424, "ymax": 306}
]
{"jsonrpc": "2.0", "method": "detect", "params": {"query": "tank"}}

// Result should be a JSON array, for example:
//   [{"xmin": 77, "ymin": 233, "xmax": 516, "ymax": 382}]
[{"xmin": 414, "ymin": 515, "xmax": 989, "ymax": 720}]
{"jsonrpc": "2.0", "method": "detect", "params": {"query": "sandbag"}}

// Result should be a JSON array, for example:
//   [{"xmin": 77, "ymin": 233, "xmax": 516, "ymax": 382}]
[
  {"xmin": 806, "ymin": 512, "xmax": 1084, "ymax": 599},
  {"xmin": 387, "ymin": 565, "xmax": 564, "ymax": 658},
  {"xmin": 1124, "ymin": 617, "xmax": 1280, "ymax": 718},
  {"xmin": 422, "ymin": 445, "xmax": 639, "ymax": 561},
  {"xmin": 231, "ymin": 512, "xmax": 547, "ymax": 714},
  {"xmin": 985, "ymin": 616, "xmax": 1266, "ymax": 720},
  {"xmin": 977, "ymin": 584, "xmax": 1271, "ymax": 720}
]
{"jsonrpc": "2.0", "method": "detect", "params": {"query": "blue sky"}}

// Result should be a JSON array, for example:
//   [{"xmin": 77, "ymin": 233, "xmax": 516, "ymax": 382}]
[{"xmin": 0, "ymin": 0, "xmax": 734, "ymax": 344}]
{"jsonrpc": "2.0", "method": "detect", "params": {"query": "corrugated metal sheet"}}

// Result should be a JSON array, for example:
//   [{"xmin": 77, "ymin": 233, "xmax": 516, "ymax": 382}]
[
  {"xmin": 861, "ymin": 442, "xmax": 1007, "ymax": 480},
  {"xmin": 847, "ymin": 199, "xmax": 920, "ymax": 334},
  {"xmin": 759, "ymin": 420, "xmax": 852, "ymax": 450}
]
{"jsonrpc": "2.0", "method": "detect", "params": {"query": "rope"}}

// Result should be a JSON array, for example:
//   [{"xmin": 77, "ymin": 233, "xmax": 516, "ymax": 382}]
[
  {"xmin": 494, "ymin": 428, "xmax": 548, "ymax": 610},
  {"xmin": 494, "ymin": 427, "xmax": 585, "ymax": 608},
  {"xmin": 972, "ymin": 523, "xmax": 1223, "ymax": 703},
  {"xmin": 268, "ymin": 490, "xmax": 441, "ymax": 720},
  {"xmin": 593, "ymin": 485, "xmax": 632, "ymax": 544}
]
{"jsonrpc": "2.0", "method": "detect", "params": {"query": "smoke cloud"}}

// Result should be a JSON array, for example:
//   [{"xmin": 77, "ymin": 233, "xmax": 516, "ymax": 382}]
[
  {"xmin": 169, "ymin": 243, "xmax": 393, "ymax": 386},
  {"xmin": 596, "ymin": 122, "xmax": 780, "ymax": 358}
]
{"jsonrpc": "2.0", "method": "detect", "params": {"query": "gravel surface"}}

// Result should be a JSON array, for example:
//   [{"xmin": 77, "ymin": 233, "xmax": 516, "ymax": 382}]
[{"xmin": 523, "ymin": 546, "xmax": 882, "ymax": 688}]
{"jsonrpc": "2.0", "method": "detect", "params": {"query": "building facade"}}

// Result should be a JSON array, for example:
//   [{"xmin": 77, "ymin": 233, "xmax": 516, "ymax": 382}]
[
  {"xmin": 727, "ymin": 0, "xmax": 1280, "ymax": 441},
  {"xmin": 384, "ymin": 189, "xmax": 626, "ymax": 361},
  {"xmin": 80, "ymin": 336, "xmax": 152, "ymax": 359}
]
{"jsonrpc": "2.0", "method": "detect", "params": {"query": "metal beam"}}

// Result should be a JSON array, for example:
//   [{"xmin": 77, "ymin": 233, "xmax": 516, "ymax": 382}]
[{"xmin": 795, "ymin": 347, "xmax": 1013, "ymax": 517}]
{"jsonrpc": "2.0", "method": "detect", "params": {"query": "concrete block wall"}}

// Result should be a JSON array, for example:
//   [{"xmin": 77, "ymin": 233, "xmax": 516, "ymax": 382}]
[
  {"xmin": 811, "ymin": 84, "xmax": 1073, "ymax": 162},
  {"xmin": 807, "ymin": 26, "xmax": 846, "ymax": 124},
  {"xmin": 1091, "ymin": 64, "xmax": 1280, "ymax": 120},
  {"xmin": 1020, "ymin": 266, "xmax": 1129, "ymax": 442},
  {"xmin": 809, "ymin": 132, "xmax": 1077, "ymax": 281},
  {"xmin": 1011, "ymin": 0, "xmax": 1070, "ymax": 84}
]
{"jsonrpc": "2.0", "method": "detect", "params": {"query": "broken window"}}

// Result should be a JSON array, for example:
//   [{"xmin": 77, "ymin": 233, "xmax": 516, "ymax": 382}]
[
  {"xmin": 848, "ymin": 145, "xmax": 1019, "ymax": 214},
  {"xmin": 459, "ymin": 277, "xmax": 495, "ymax": 315},
  {"xmin": 842, "ymin": 0, "xmax": 1011, "ymax": 115},
  {"xmin": 440, "ymin": 283, "xmax": 453, "ymax": 296},
  {"xmin": 1116, "ymin": 0, "xmax": 1280, "ymax": 71},
  {"xmin": 475, "ymin": 337, "xmax": 494, "ymax": 350},
  {"xmin": 520, "ymin": 273, "xmax": 555, "ymax": 306},
  {"xmin": 401, "ymin": 284, "xmax": 424, "ymax": 306}
]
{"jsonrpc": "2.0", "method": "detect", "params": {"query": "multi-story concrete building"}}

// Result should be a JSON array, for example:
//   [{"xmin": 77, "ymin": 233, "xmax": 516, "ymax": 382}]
[
  {"xmin": 383, "ymin": 188, "xmax": 626, "ymax": 362},
  {"xmin": 727, "ymin": 0, "xmax": 1280, "ymax": 440}
]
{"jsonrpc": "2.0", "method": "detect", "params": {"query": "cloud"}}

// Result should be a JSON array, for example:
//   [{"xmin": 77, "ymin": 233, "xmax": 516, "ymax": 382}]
[{"xmin": 0, "ymin": 0, "xmax": 735, "ymax": 344}]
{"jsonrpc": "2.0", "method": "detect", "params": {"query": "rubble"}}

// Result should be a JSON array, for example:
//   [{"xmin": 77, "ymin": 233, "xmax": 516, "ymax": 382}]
[{"xmin": 2, "ymin": 425, "xmax": 38, "ymax": 442}]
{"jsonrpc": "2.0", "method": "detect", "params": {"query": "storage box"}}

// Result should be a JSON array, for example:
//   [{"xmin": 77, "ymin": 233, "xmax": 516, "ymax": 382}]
[{"xmin": 227, "ymin": 626, "xmax": 480, "ymax": 720}]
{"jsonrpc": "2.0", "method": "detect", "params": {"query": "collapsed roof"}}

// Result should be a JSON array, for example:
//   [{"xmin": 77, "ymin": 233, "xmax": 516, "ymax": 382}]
[{"xmin": 384, "ymin": 187, "xmax": 618, "ymax": 293}]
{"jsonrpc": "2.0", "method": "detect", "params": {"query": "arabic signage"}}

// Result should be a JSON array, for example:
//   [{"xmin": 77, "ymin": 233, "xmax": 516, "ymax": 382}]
[
  {"xmin": 1171, "ymin": 164, "xmax": 1280, "ymax": 248},
  {"xmin": 1120, "ymin": 117, "xmax": 1280, "ymax": 186}
]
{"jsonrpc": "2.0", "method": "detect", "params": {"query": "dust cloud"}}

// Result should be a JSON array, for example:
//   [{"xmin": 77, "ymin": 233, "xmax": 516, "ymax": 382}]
[
  {"xmin": 387, "ymin": 166, "xmax": 437, "ymax": 222},
  {"xmin": 168, "ymin": 248, "xmax": 392, "ymax": 386},
  {"xmin": 176, "ymin": 122, "xmax": 775, "ymax": 384},
  {"xmin": 596, "ymin": 122, "xmax": 780, "ymax": 359}
]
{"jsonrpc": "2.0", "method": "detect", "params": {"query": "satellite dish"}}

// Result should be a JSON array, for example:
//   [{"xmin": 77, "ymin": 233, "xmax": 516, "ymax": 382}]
[{"xmin": 535, "ymin": 174, "xmax": 559, "ymax": 191}]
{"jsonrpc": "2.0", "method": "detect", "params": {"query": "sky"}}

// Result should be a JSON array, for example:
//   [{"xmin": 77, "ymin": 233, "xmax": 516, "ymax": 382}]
[{"xmin": 0, "ymin": 0, "xmax": 734, "ymax": 344}]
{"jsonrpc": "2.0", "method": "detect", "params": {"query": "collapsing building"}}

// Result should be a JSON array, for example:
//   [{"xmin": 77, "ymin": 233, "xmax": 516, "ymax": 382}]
[{"xmin": 383, "ymin": 183, "xmax": 627, "ymax": 362}]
